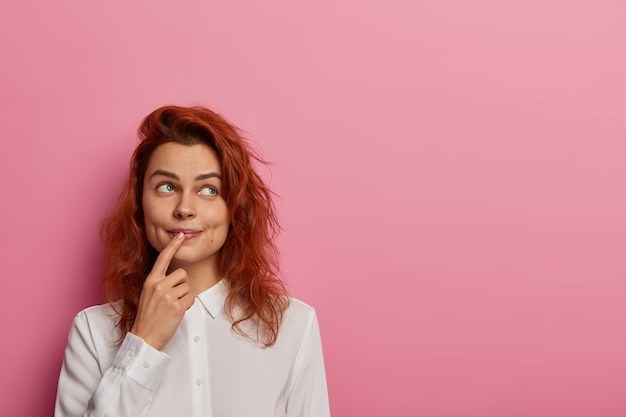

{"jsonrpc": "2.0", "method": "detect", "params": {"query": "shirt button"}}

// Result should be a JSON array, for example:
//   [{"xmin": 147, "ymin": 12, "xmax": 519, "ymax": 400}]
[
  {"xmin": 195, "ymin": 378, "xmax": 203, "ymax": 386},
  {"xmin": 127, "ymin": 350, "xmax": 136, "ymax": 358},
  {"xmin": 143, "ymin": 361, "xmax": 151, "ymax": 369},
  {"xmin": 193, "ymin": 336, "xmax": 200, "ymax": 343}
]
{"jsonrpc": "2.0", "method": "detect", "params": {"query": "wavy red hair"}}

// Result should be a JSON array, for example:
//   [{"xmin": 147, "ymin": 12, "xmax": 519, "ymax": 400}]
[{"xmin": 101, "ymin": 105, "xmax": 288, "ymax": 346}]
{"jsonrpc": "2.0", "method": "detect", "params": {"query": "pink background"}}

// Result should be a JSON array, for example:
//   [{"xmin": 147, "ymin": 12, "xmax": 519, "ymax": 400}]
[{"xmin": 1, "ymin": 1, "xmax": 625, "ymax": 416}]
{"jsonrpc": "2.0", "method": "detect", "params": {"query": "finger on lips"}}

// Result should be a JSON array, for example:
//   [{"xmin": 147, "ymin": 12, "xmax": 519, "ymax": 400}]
[{"xmin": 154, "ymin": 231, "xmax": 185, "ymax": 275}]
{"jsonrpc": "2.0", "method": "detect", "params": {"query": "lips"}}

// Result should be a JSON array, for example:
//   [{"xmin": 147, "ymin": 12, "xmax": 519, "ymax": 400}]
[{"xmin": 168, "ymin": 229, "xmax": 202, "ymax": 239}]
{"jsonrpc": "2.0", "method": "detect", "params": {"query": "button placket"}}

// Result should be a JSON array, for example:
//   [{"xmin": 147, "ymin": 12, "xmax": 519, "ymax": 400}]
[{"xmin": 190, "ymin": 299, "xmax": 208, "ymax": 391}]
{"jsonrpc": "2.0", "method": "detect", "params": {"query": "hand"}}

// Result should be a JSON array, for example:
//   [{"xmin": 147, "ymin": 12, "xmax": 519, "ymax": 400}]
[{"xmin": 130, "ymin": 232, "xmax": 195, "ymax": 350}]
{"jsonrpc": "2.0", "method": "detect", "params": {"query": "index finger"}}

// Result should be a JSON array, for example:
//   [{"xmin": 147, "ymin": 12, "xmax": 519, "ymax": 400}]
[{"xmin": 152, "ymin": 232, "xmax": 185, "ymax": 276}]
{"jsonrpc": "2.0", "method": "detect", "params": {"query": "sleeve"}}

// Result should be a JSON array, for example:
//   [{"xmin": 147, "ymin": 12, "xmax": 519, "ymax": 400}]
[
  {"xmin": 286, "ymin": 310, "xmax": 331, "ymax": 417},
  {"xmin": 55, "ymin": 313, "xmax": 171, "ymax": 417}
]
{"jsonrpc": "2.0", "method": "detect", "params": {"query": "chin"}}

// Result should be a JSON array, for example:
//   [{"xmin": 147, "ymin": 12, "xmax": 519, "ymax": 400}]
[{"xmin": 173, "ymin": 250, "xmax": 217, "ymax": 266}]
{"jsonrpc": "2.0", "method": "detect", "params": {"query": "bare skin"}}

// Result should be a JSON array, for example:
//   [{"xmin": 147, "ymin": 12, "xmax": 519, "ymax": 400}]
[{"xmin": 130, "ymin": 232, "xmax": 196, "ymax": 350}]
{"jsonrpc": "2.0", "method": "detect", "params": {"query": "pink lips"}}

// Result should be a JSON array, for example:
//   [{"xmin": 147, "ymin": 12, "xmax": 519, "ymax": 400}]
[{"xmin": 168, "ymin": 229, "xmax": 201, "ymax": 240}]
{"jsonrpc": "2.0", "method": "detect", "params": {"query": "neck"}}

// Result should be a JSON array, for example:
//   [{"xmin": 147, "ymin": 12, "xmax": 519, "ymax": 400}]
[{"xmin": 169, "ymin": 258, "xmax": 221, "ymax": 296}]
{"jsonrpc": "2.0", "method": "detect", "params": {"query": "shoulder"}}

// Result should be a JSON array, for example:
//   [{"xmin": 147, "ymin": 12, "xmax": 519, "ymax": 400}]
[
  {"xmin": 285, "ymin": 297, "xmax": 317, "ymax": 319},
  {"xmin": 75, "ymin": 302, "xmax": 119, "ymax": 321},
  {"xmin": 70, "ymin": 302, "xmax": 121, "ymax": 340},
  {"xmin": 278, "ymin": 297, "xmax": 320, "ymax": 340}
]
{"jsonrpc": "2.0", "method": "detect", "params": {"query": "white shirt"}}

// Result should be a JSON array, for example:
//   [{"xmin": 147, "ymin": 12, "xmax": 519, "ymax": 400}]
[{"xmin": 55, "ymin": 280, "xmax": 330, "ymax": 417}]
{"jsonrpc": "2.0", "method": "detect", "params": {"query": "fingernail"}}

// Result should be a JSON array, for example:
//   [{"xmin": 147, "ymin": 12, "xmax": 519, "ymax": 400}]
[{"xmin": 177, "ymin": 232, "xmax": 185, "ymax": 240}]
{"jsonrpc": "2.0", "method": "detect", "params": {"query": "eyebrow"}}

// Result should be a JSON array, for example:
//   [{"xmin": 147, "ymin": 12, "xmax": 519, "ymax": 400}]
[{"xmin": 149, "ymin": 169, "xmax": 222, "ymax": 181}]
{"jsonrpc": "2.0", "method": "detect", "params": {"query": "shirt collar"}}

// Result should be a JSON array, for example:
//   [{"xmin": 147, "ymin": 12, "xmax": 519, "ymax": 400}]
[{"xmin": 196, "ymin": 279, "xmax": 228, "ymax": 319}]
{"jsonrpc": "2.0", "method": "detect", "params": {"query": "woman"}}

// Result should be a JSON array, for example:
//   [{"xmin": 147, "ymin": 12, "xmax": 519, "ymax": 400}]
[{"xmin": 55, "ymin": 105, "xmax": 330, "ymax": 417}]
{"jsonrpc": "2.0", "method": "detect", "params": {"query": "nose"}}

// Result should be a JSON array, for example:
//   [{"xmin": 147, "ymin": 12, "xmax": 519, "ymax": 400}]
[{"xmin": 174, "ymin": 193, "xmax": 196, "ymax": 220}]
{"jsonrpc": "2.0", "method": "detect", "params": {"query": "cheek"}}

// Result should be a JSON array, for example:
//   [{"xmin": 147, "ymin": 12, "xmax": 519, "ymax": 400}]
[
  {"xmin": 142, "ymin": 211, "xmax": 158, "ymax": 242},
  {"xmin": 204, "ymin": 202, "xmax": 230, "ymax": 227},
  {"xmin": 141, "ymin": 194, "xmax": 152, "ymax": 224},
  {"xmin": 142, "ymin": 199, "xmax": 168, "ymax": 225},
  {"xmin": 142, "ymin": 208, "xmax": 156, "ymax": 233},
  {"xmin": 142, "ymin": 204, "xmax": 155, "ymax": 225},
  {"xmin": 141, "ymin": 203, "xmax": 165, "ymax": 248}
]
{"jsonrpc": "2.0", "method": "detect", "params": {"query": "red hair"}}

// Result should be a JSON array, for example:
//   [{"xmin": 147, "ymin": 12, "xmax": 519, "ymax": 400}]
[{"xmin": 101, "ymin": 105, "xmax": 288, "ymax": 346}]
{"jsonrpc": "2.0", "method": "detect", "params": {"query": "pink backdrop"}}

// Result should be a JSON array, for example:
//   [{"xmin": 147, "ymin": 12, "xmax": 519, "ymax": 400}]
[{"xmin": 1, "ymin": 1, "xmax": 625, "ymax": 416}]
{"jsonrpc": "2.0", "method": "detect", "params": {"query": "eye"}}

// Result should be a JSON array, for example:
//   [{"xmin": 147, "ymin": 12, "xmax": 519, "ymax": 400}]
[
  {"xmin": 156, "ymin": 183, "xmax": 175, "ymax": 193},
  {"xmin": 199, "ymin": 185, "xmax": 218, "ymax": 196}
]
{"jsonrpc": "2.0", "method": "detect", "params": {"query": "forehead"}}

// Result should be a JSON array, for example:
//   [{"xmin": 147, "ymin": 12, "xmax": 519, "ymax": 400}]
[{"xmin": 146, "ymin": 142, "xmax": 221, "ymax": 176}]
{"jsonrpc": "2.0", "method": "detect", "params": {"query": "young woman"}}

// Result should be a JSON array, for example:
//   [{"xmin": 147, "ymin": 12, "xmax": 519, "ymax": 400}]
[{"xmin": 55, "ymin": 105, "xmax": 330, "ymax": 417}]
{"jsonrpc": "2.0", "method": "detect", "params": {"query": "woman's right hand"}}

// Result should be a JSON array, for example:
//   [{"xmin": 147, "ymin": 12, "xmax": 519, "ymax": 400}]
[{"xmin": 130, "ymin": 232, "xmax": 195, "ymax": 350}]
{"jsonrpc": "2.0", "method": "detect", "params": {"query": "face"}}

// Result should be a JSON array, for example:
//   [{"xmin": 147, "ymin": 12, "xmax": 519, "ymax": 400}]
[{"xmin": 142, "ymin": 142, "xmax": 230, "ymax": 272}]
